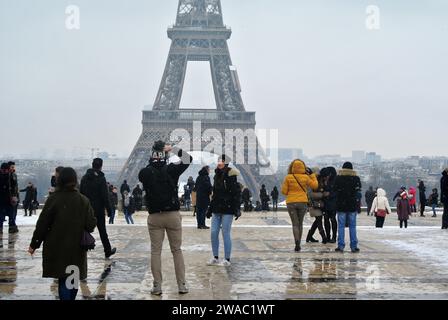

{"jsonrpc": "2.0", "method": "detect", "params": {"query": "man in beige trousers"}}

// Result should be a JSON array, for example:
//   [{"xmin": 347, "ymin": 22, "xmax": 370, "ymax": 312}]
[{"xmin": 138, "ymin": 140, "xmax": 192, "ymax": 295}]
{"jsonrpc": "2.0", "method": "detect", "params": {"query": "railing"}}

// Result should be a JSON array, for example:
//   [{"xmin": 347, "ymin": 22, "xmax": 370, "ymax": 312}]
[{"xmin": 142, "ymin": 109, "xmax": 255, "ymax": 123}]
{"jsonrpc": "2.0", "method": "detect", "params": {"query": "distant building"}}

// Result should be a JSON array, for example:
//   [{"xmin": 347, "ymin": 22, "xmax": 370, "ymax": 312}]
[
  {"xmin": 352, "ymin": 150, "xmax": 366, "ymax": 164},
  {"xmin": 366, "ymin": 152, "xmax": 382, "ymax": 164}
]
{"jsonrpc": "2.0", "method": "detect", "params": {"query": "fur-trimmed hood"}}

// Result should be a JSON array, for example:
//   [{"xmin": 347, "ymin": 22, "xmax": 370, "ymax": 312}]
[
  {"xmin": 338, "ymin": 168, "xmax": 358, "ymax": 177},
  {"xmin": 227, "ymin": 167, "xmax": 240, "ymax": 177},
  {"xmin": 443, "ymin": 168, "xmax": 448, "ymax": 176}
]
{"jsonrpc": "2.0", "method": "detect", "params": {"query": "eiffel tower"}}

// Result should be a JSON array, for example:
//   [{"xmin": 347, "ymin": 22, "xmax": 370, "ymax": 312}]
[{"xmin": 118, "ymin": 0, "xmax": 278, "ymax": 198}]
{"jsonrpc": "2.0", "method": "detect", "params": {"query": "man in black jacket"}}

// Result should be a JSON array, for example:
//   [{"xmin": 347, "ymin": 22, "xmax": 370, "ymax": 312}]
[
  {"xmin": 138, "ymin": 141, "xmax": 192, "ymax": 296},
  {"xmin": 441, "ymin": 168, "xmax": 448, "ymax": 229},
  {"xmin": 333, "ymin": 162, "xmax": 362, "ymax": 253},
  {"xmin": 80, "ymin": 158, "xmax": 116, "ymax": 259}
]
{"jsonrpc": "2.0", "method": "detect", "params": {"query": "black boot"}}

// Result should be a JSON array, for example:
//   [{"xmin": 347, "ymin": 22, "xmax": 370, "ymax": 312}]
[
  {"xmin": 329, "ymin": 236, "xmax": 337, "ymax": 243},
  {"xmin": 294, "ymin": 241, "xmax": 301, "ymax": 252},
  {"xmin": 321, "ymin": 233, "xmax": 328, "ymax": 244},
  {"xmin": 306, "ymin": 231, "xmax": 318, "ymax": 243}
]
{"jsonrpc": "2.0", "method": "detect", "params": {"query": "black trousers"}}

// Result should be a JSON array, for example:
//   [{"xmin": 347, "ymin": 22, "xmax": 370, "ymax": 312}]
[
  {"xmin": 375, "ymin": 216, "xmax": 385, "ymax": 228},
  {"xmin": 442, "ymin": 204, "xmax": 448, "ymax": 229},
  {"xmin": 420, "ymin": 200, "xmax": 426, "ymax": 216},
  {"xmin": 95, "ymin": 212, "xmax": 112, "ymax": 254},
  {"xmin": 400, "ymin": 220, "xmax": 408, "ymax": 228},
  {"xmin": 196, "ymin": 206, "xmax": 207, "ymax": 227},
  {"xmin": 324, "ymin": 211, "xmax": 337, "ymax": 240},
  {"xmin": 309, "ymin": 216, "xmax": 326, "ymax": 240}
]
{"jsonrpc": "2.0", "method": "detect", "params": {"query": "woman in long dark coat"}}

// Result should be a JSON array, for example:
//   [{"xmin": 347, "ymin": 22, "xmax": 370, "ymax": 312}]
[{"xmin": 28, "ymin": 168, "xmax": 97, "ymax": 300}]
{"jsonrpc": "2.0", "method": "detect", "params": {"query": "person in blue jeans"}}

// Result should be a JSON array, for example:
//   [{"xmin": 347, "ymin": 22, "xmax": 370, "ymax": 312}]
[
  {"xmin": 333, "ymin": 162, "xmax": 362, "ymax": 253},
  {"xmin": 123, "ymin": 191, "xmax": 135, "ymax": 224},
  {"xmin": 206, "ymin": 155, "xmax": 242, "ymax": 266}
]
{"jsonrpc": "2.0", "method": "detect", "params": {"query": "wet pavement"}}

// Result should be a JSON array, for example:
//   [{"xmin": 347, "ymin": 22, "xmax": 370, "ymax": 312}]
[{"xmin": 1, "ymin": 209, "xmax": 448, "ymax": 300}]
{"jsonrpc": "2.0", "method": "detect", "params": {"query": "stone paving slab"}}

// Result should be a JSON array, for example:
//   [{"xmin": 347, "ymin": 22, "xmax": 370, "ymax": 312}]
[{"xmin": 1, "ymin": 210, "xmax": 448, "ymax": 300}]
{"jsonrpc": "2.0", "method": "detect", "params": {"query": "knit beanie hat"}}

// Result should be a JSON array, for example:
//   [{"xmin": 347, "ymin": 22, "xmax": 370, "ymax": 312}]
[{"xmin": 342, "ymin": 162, "xmax": 353, "ymax": 170}]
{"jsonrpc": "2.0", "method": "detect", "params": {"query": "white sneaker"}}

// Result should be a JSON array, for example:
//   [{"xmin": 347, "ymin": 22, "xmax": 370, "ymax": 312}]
[
  {"xmin": 151, "ymin": 282, "xmax": 162, "ymax": 295},
  {"xmin": 178, "ymin": 282, "xmax": 189, "ymax": 294},
  {"xmin": 221, "ymin": 260, "xmax": 231, "ymax": 267},
  {"xmin": 207, "ymin": 258, "xmax": 220, "ymax": 266}
]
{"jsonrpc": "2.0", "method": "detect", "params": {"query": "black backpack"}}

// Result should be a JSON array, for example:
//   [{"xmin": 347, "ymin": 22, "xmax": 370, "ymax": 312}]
[{"xmin": 145, "ymin": 165, "xmax": 180, "ymax": 213}]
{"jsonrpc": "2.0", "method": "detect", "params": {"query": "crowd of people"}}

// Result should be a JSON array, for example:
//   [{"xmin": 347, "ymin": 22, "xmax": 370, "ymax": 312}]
[{"xmin": 1, "ymin": 144, "xmax": 447, "ymax": 300}]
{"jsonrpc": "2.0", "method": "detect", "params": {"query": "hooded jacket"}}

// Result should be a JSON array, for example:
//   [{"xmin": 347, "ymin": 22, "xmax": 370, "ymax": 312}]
[
  {"xmin": 333, "ymin": 168, "xmax": 362, "ymax": 212},
  {"xmin": 194, "ymin": 167, "xmax": 213, "ymax": 209},
  {"xmin": 370, "ymin": 188, "xmax": 392, "ymax": 215},
  {"xmin": 209, "ymin": 166, "xmax": 242, "ymax": 215},
  {"xmin": 80, "ymin": 168, "xmax": 112, "ymax": 215},
  {"xmin": 281, "ymin": 160, "xmax": 318, "ymax": 204},
  {"xmin": 441, "ymin": 169, "xmax": 448, "ymax": 204}
]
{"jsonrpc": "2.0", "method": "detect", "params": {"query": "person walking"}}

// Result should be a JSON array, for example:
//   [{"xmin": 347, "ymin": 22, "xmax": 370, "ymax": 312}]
[
  {"xmin": 194, "ymin": 166, "xmax": 212, "ymax": 229},
  {"xmin": 138, "ymin": 141, "xmax": 192, "ymax": 295},
  {"xmin": 441, "ymin": 168, "xmax": 448, "ymax": 229},
  {"xmin": 80, "ymin": 158, "xmax": 116, "ymax": 259},
  {"xmin": 108, "ymin": 185, "xmax": 118, "ymax": 224},
  {"xmin": 281, "ymin": 159, "xmax": 318, "ymax": 252},
  {"xmin": 0, "ymin": 163, "xmax": 19, "ymax": 234},
  {"xmin": 369, "ymin": 188, "xmax": 392, "ymax": 228},
  {"xmin": 428, "ymin": 188, "xmax": 439, "ymax": 218},
  {"xmin": 365, "ymin": 186, "xmax": 376, "ymax": 216},
  {"xmin": 20, "ymin": 182, "xmax": 37, "ymax": 216},
  {"xmin": 206, "ymin": 155, "xmax": 242, "ymax": 266},
  {"xmin": 306, "ymin": 171, "xmax": 328, "ymax": 244},
  {"xmin": 418, "ymin": 180, "xmax": 427, "ymax": 217},
  {"xmin": 334, "ymin": 162, "xmax": 362, "ymax": 253},
  {"xmin": 122, "ymin": 191, "xmax": 135, "ymax": 224},
  {"xmin": 397, "ymin": 190, "xmax": 412, "ymax": 228},
  {"xmin": 271, "ymin": 187, "xmax": 279, "ymax": 212},
  {"xmin": 321, "ymin": 167, "xmax": 338, "ymax": 244},
  {"xmin": 28, "ymin": 167, "xmax": 97, "ymax": 300}
]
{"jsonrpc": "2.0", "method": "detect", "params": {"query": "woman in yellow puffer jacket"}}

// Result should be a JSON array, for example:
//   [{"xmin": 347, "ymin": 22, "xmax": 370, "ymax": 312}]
[{"xmin": 282, "ymin": 159, "xmax": 319, "ymax": 252}]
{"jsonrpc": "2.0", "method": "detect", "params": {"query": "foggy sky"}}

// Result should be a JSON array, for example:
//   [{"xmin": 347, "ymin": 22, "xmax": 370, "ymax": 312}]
[{"xmin": 1, "ymin": 0, "xmax": 447, "ymax": 159}]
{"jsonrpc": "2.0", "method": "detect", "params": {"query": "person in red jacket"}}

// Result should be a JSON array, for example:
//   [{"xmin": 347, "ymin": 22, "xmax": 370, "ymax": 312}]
[{"xmin": 408, "ymin": 186, "xmax": 417, "ymax": 213}]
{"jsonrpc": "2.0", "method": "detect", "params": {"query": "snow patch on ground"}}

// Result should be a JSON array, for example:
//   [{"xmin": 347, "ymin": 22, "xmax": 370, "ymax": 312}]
[{"xmin": 383, "ymin": 233, "xmax": 448, "ymax": 268}]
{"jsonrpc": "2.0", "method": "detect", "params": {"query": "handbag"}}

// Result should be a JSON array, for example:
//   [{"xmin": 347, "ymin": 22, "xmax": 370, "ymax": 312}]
[
  {"xmin": 80, "ymin": 231, "xmax": 96, "ymax": 251},
  {"xmin": 375, "ymin": 198, "xmax": 388, "ymax": 217}
]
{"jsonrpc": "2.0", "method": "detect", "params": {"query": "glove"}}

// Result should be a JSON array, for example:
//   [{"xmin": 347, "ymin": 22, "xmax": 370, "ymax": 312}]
[
  {"xmin": 305, "ymin": 167, "xmax": 313, "ymax": 175},
  {"xmin": 206, "ymin": 208, "xmax": 212, "ymax": 219},
  {"xmin": 235, "ymin": 210, "xmax": 241, "ymax": 221}
]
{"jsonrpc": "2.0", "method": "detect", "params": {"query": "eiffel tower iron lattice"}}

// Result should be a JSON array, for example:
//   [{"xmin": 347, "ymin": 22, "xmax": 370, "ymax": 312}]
[{"xmin": 118, "ymin": 0, "xmax": 279, "ymax": 198}]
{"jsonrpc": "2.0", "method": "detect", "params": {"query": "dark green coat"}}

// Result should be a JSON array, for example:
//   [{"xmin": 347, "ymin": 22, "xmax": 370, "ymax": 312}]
[{"xmin": 30, "ymin": 188, "xmax": 97, "ymax": 280}]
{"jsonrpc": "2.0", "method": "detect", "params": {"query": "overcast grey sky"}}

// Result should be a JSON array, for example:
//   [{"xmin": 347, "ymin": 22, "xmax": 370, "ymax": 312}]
[{"xmin": 1, "ymin": 0, "xmax": 447, "ymax": 159}]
